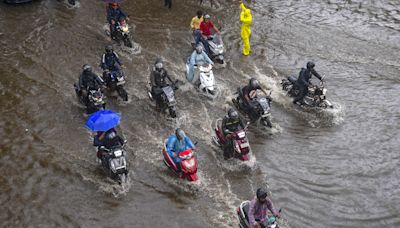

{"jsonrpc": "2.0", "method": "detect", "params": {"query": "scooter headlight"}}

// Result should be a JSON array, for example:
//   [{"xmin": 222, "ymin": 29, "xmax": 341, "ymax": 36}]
[{"xmin": 121, "ymin": 25, "xmax": 129, "ymax": 33}]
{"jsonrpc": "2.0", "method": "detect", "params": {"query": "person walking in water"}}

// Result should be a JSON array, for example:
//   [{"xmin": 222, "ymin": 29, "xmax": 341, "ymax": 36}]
[{"xmin": 240, "ymin": 0, "xmax": 252, "ymax": 56}]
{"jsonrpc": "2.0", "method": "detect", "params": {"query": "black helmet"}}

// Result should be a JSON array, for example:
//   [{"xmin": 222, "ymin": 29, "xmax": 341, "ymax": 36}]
[
  {"xmin": 228, "ymin": 108, "xmax": 239, "ymax": 120},
  {"xmin": 105, "ymin": 45, "xmax": 113, "ymax": 53},
  {"xmin": 155, "ymin": 58, "xmax": 163, "ymax": 71},
  {"xmin": 306, "ymin": 61, "xmax": 315, "ymax": 69},
  {"xmin": 249, "ymin": 78, "xmax": 260, "ymax": 90},
  {"xmin": 197, "ymin": 10, "xmax": 203, "ymax": 18},
  {"xmin": 175, "ymin": 128, "xmax": 186, "ymax": 141},
  {"xmin": 256, "ymin": 187, "xmax": 268, "ymax": 201},
  {"xmin": 82, "ymin": 64, "xmax": 92, "ymax": 72}
]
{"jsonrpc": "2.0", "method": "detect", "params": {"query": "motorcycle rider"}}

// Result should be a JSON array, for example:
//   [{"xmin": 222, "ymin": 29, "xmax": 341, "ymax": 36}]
[
  {"xmin": 150, "ymin": 58, "xmax": 174, "ymax": 105},
  {"xmin": 240, "ymin": 78, "xmax": 271, "ymax": 115},
  {"xmin": 248, "ymin": 187, "xmax": 280, "ymax": 228},
  {"xmin": 187, "ymin": 45, "xmax": 214, "ymax": 85},
  {"xmin": 190, "ymin": 10, "xmax": 203, "ymax": 45},
  {"xmin": 293, "ymin": 61, "xmax": 323, "ymax": 105},
  {"xmin": 199, "ymin": 14, "xmax": 220, "ymax": 55},
  {"xmin": 78, "ymin": 64, "xmax": 104, "ymax": 105},
  {"xmin": 94, "ymin": 128, "xmax": 125, "ymax": 160},
  {"xmin": 106, "ymin": 3, "xmax": 127, "ymax": 40},
  {"xmin": 221, "ymin": 108, "xmax": 246, "ymax": 159},
  {"xmin": 166, "ymin": 128, "xmax": 195, "ymax": 171},
  {"xmin": 101, "ymin": 45, "xmax": 124, "ymax": 72}
]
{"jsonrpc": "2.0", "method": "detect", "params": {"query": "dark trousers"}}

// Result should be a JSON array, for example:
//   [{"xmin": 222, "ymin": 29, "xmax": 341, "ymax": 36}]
[
  {"xmin": 293, "ymin": 85, "xmax": 308, "ymax": 104},
  {"xmin": 164, "ymin": 0, "xmax": 172, "ymax": 8},
  {"xmin": 223, "ymin": 135, "xmax": 234, "ymax": 159},
  {"xmin": 200, "ymin": 37, "xmax": 211, "ymax": 55},
  {"xmin": 193, "ymin": 29, "xmax": 202, "ymax": 45}
]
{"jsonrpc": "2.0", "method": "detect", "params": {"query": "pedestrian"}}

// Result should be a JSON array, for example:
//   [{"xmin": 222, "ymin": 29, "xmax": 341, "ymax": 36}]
[
  {"xmin": 240, "ymin": 0, "xmax": 252, "ymax": 56},
  {"xmin": 164, "ymin": 0, "xmax": 172, "ymax": 9}
]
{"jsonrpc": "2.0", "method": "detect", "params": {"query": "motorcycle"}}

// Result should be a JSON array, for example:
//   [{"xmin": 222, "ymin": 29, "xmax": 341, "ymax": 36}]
[
  {"xmin": 281, "ymin": 75, "xmax": 333, "ymax": 109},
  {"xmin": 98, "ymin": 144, "xmax": 128, "ymax": 184},
  {"xmin": 237, "ymin": 201, "xmax": 280, "ymax": 228},
  {"xmin": 193, "ymin": 34, "xmax": 224, "ymax": 64},
  {"xmin": 186, "ymin": 61, "xmax": 219, "ymax": 99},
  {"xmin": 74, "ymin": 84, "xmax": 106, "ymax": 114},
  {"xmin": 106, "ymin": 19, "xmax": 133, "ymax": 48},
  {"xmin": 162, "ymin": 144, "xmax": 198, "ymax": 182},
  {"xmin": 147, "ymin": 83, "xmax": 178, "ymax": 118},
  {"xmin": 102, "ymin": 69, "xmax": 128, "ymax": 101},
  {"xmin": 233, "ymin": 87, "xmax": 273, "ymax": 128},
  {"xmin": 212, "ymin": 119, "xmax": 250, "ymax": 161}
]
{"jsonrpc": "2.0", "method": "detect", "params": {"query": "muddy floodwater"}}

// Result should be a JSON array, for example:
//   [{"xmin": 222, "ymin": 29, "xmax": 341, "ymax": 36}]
[{"xmin": 0, "ymin": 0, "xmax": 399, "ymax": 227}]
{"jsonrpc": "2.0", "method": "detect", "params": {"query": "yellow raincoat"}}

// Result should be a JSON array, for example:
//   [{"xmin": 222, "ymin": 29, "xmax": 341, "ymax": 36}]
[{"xmin": 240, "ymin": 3, "xmax": 252, "ymax": 56}]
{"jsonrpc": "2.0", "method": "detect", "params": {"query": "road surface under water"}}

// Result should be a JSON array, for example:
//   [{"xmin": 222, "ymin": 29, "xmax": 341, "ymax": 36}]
[{"xmin": 0, "ymin": 0, "xmax": 399, "ymax": 227}]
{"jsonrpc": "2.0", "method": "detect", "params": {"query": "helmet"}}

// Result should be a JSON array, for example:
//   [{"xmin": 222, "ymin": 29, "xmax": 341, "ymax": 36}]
[
  {"xmin": 175, "ymin": 128, "xmax": 186, "ymax": 141},
  {"xmin": 82, "ymin": 64, "xmax": 92, "ymax": 72},
  {"xmin": 249, "ymin": 78, "xmax": 260, "ymax": 90},
  {"xmin": 306, "ymin": 61, "xmax": 315, "ymax": 69},
  {"xmin": 105, "ymin": 45, "xmax": 113, "ymax": 53},
  {"xmin": 228, "ymin": 108, "xmax": 239, "ymax": 120},
  {"xmin": 204, "ymin": 14, "xmax": 211, "ymax": 19},
  {"xmin": 195, "ymin": 45, "xmax": 203, "ymax": 54},
  {"xmin": 256, "ymin": 187, "xmax": 268, "ymax": 201},
  {"xmin": 155, "ymin": 58, "xmax": 163, "ymax": 71},
  {"xmin": 106, "ymin": 131, "xmax": 116, "ymax": 140},
  {"xmin": 111, "ymin": 3, "xmax": 118, "ymax": 7}
]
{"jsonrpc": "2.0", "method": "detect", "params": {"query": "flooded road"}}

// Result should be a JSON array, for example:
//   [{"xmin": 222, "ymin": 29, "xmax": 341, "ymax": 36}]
[{"xmin": 0, "ymin": 0, "xmax": 399, "ymax": 227}]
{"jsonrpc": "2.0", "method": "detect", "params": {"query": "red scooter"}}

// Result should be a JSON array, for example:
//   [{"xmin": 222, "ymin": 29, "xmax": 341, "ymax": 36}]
[
  {"xmin": 162, "ymin": 143, "xmax": 198, "ymax": 182},
  {"xmin": 212, "ymin": 119, "xmax": 251, "ymax": 161}
]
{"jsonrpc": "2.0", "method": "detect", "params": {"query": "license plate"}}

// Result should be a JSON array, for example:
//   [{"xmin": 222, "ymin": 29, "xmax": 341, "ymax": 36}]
[
  {"xmin": 117, "ymin": 81, "xmax": 125, "ymax": 85},
  {"xmin": 240, "ymin": 142, "xmax": 249, "ymax": 148}
]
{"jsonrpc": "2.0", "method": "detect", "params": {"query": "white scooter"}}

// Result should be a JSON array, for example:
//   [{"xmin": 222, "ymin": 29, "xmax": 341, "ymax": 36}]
[{"xmin": 186, "ymin": 61, "xmax": 219, "ymax": 99}]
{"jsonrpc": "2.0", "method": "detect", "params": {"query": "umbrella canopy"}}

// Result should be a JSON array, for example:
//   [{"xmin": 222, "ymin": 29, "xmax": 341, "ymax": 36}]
[
  {"xmin": 86, "ymin": 110, "xmax": 121, "ymax": 132},
  {"xmin": 102, "ymin": 0, "xmax": 124, "ymax": 3}
]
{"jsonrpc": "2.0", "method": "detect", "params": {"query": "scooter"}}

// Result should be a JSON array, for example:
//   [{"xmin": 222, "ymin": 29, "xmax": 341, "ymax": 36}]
[
  {"xmin": 98, "ymin": 144, "xmax": 128, "ymax": 184},
  {"xmin": 281, "ymin": 75, "xmax": 333, "ymax": 109},
  {"xmin": 162, "ymin": 143, "xmax": 198, "ymax": 182},
  {"xmin": 212, "ymin": 119, "xmax": 251, "ymax": 161},
  {"xmin": 102, "ymin": 69, "xmax": 128, "ymax": 101},
  {"xmin": 74, "ymin": 84, "xmax": 106, "ymax": 114},
  {"xmin": 192, "ymin": 34, "xmax": 225, "ymax": 64},
  {"xmin": 105, "ymin": 19, "xmax": 133, "ymax": 48},
  {"xmin": 186, "ymin": 61, "xmax": 219, "ymax": 99},
  {"xmin": 147, "ymin": 83, "xmax": 178, "ymax": 118},
  {"xmin": 233, "ymin": 87, "xmax": 273, "ymax": 128},
  {"xmin": 237, "ymin": 201, "xmax": 280, "ymax": 228}
]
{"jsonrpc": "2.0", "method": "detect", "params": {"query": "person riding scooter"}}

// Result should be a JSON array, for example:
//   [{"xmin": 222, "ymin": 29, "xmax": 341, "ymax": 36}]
[
  {"xmin": 78, "ymin": 64, "xmax": 104, "ymax": 105},
  {"xmin": 100, "ymin": 45, "xmax": 124, "ymax": 72},
  {"xmin": 190, "ymin": 10, "xmax": 203, "ymax": 45},
  {"xmin": 293, "ymin": 61, "xmax": 323, "ymax": 105},
  {"xmin": 94, "ymin": 128, "xmax": 125, "ymax": 160},
  {"xmin": 166, "ymin": 129, "xmax": 195, "ymax": 171},
  {"xmin": 106, "ymin": 3, "xmax": 127, "ymax": 40},
  {"xmin": 221, "ymin": 108, "xmax": 246, "ymax": 159},
  {"xmin": 199, "ymin": 14, "xmax": 220, "ymax": 55},
  {"xmin": 187, "ymin": 45, "xmax": 213, "ymax": 85},
  {"xmin": 240, "ymin": 78, "xmax": 271, "ymax": 115},
  {"xmin": 150, "ymin": 58, "xmax": 174, "ymax": 104},
  {"xmin": 248, "ymin": 187, "xmax": 280, "ymax": 228}
]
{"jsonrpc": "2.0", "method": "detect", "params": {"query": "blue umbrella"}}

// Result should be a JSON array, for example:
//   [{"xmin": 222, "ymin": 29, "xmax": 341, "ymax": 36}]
[{"xmin": 86, "ymin": 110, "xmax": 121, "ymax": 132}]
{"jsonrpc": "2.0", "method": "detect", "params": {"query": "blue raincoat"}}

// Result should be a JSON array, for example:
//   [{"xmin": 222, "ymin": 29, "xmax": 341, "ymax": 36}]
[
  {"xmin": 187, "ymin": 50, "xmax": 213, "ymax": 82},
  {"xmin": 166, "ymin": 134, "xmax": 195, "ymax": 164}
]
